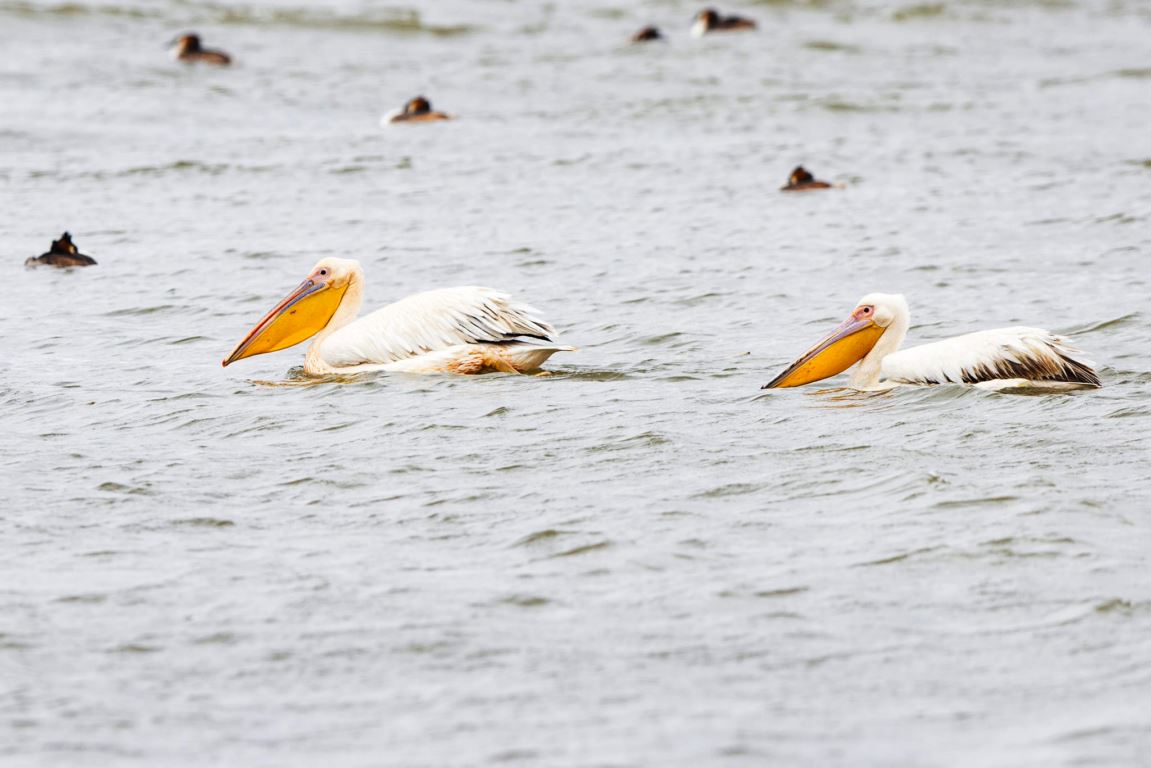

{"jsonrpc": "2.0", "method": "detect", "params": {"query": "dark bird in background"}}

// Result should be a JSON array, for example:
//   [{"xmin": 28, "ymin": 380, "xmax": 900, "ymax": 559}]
[
  {"xmin": 385, "ymin": 96, "xmax": 453, "ymax": 124},
  {"xmin": 25, "ymin": 232, "xmax": 98, "ymax": 268},
  {"xmin": 781, "ymin": 166, "xmax": 834, "ymax": 192},
  {"xmin": 630, "ymin": 26, "xmax": 664, "ymax": 44},
  {"xmin": 171, "ymin": 33, "xmax": 232, "ymax": 66},
  {"xmin": 692, "ymin": 8, "xmax": 758, "ymax": 36}
]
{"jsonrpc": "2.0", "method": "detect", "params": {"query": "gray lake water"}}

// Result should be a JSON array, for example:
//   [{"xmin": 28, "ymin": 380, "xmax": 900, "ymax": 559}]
[{"xmin": 2, "ymin": 0, "xmax": 1150, "ymax": 765}]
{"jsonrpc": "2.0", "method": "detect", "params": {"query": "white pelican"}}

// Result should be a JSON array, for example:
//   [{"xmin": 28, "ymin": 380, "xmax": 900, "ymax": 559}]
[
  {"xmin": 763, "ymin": 293, "xmax": 1101, "ymax": 391},
  {"xmin": 222, "ymin": 258, "xmax": 573, "ymax": 376}
]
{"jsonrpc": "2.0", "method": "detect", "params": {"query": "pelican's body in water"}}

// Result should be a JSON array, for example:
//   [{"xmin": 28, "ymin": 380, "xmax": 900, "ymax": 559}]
[
  {"xmin": 223, "ymin": 258, "xmax": 573, "ymax": 376},
  {"xmin": 763, "ymin": 293, "xmax": 1100, "ymax": 392}
]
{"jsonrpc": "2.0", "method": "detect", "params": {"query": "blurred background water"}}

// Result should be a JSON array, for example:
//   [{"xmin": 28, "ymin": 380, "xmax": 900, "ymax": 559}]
[{"xmin": 2, "ymin": 0, "xmax": 1150, "ymax": 765}]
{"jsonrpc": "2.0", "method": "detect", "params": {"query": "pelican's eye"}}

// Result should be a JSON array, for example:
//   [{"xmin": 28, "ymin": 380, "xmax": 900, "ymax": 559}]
[
  {"xmin": 318, "ymin": 268, "xmax": 329, "ymax": 277},
  {"xmin": 860, "ymin": 306, "xmax": 873, "ymax": 316}
]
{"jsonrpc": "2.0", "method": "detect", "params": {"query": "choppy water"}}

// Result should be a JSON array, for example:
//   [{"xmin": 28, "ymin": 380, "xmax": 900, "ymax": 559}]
[{"xmin": 3, "ymin": 0, "xmax": 1151, "ymax": 765}]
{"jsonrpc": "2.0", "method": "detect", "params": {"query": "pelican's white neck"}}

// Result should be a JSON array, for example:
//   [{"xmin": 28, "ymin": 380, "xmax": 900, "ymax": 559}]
[
  {"xmin": 849, "ymin": 299, "xmax": 910, "ymax": 389},
  {"xmin": 304, "ymin": 269, "xmax": 365, "ymax": 374}
]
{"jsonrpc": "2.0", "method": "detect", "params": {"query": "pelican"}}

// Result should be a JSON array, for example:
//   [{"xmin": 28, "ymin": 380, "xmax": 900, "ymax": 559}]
[
  {"xmin": 763, "ymin": 293, "xmax": 1101, "ymax": 391},
  {"xmin": 222, "ymin": 258, "xmax": 574, "ymax": 376}
]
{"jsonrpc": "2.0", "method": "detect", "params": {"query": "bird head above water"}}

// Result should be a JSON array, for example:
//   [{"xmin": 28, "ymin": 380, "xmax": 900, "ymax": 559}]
[
  {"xmin": 405, "ymin": 96, "xmax": 433, "ymax": 116},
  {"xmin": 173, "ymin": 33, "xmax": 203, "ymax": 53},
  {"xmin": 51, "ymin": 232, "xmax": 79, "ymax": 255},
  {"xmin": 790, "ymin": 167, "xmax": 814, "ymax": 185}
]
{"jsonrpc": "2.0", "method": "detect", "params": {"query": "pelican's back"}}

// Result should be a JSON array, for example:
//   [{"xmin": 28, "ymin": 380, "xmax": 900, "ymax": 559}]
[
  {"xmin": 319, "ymin": 286, "xmax": 557, "ymax": 368},
  {"xmin": 882, "ymin": 327, "xmax": 1100, "ymax": 388}
]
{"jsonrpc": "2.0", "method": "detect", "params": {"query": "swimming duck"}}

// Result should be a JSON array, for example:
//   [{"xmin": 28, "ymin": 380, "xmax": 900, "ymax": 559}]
[
  {"xmin": 382, "ymin": 96, "xmax": 452, "ymax": 125},
  {"xmin": 691, "ymin": 8, "xmax": 757, "ymax": 37},
  {"xmin": 171, "ymin": 33, "xmax": 232, "ymax": 66},
  {"xmin": 630, "ymin": 26, "xmax": 664, "ymax": 43},
  {"xmin": 780, "ymin": 166, "xmax": 833, "ymax": 192},
  {"xmin": 24, "ymin": 232, "xmax": 97, "ymax": 268}
]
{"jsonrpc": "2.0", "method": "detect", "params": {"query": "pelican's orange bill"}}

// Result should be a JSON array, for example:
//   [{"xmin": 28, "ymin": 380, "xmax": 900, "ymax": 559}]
[
  {"xmin": 762, "ymin": 312, "xmax": 885, "ymax": 388},
  {"xmin": 222, "ymin": 276, "xmax": 348, "ymax": 366}
]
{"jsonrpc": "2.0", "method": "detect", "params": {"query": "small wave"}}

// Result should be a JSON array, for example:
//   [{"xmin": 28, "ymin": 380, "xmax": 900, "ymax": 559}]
[
  {"xmin": 97, "ymin": 481, "xmax": 153, "ymax": 495},
  {"xmin": 2, "ymin": 1, "xmax": 477, "ymax": 35},
  {"xmin": 803, "ymin": 40, "xmax": 862, "ymax": 53},
  {"xmin": 1061, "ymin": 312, "xmax": 1139, "ymax": 335},
  {"xmin": 247, "ymin": 371, "xmax": 376, "ymax": 388},
  {"xmin": 817, "ymin": 97, "xmax": 900, "ymax": 114},
  {"xmin": 933, "ymin": 495, "xmax": 1019, "ymax": 510},
  {"xmin": 512, "ymin": 528, "xmax": 574, "ymax": 548},
  {"xmin": 109, "ymin": 644, "xmax": 162, "ymax": 654},
  {"xmin": 170, "ymin": 517, "xmax": 234, "ymax": 528},
  {"xmin": 855, "ymin": 546, "xmax": 945, "ymax": 567},
  {"xmin": 2, "ymin": 1, "xmax": 160, "ymax": 20},
  {"xmin": 498, "ymin": 595, "xmax": 550, "ymax": 608},
  {"xmin": 549, "ymin": 541, "xmax": 612, "ymax": 558},
  {"xmin": 691, "ymin": 482, "xmax": 764, "ymax": 499},
  {"xmin": 552, "ymin": 370, "xmax": 633, "ymax": 382},
  {"xmin": 753, "ymin": 587, "xmax": 809, "ymax": 598},
  {"xmin": 104, "ymin": 304, "xmax": 178, "ymax": 317},
  {"xmin": 891, "ymin": 3, "xmax": 947, "ymax": 22},
  {"xmin": 1114, "ymin": 68, "xmax": 1151, "ymax": 80},
  {"xmin": 1105, "ymin": 406, "xmax": 1149, "ymax": 419},
  {"xmin": 212, "ymin": 5, "xmax": 475, "ymax": 35}
]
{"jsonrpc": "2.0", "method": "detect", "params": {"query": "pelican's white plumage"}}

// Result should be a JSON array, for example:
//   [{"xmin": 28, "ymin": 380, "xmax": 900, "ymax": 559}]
[
  {"xmin": 223, "ymin": 258, "xmax": 573, "ymax": 376},
  {"xmin": 879, "ymin": 326, "xmax": 1098, "ymax": 389},
  {"xmin": 317, "ymin": 286, "xmax": 564, "ymax": 374},
  {"xmin": 764, "ymin": 293, "xmax": 1100, "ymax": 391}
]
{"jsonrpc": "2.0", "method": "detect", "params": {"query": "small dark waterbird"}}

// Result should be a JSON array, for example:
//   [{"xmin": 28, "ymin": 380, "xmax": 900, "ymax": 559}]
[
  {"xmin": 692, "ymin": 8, "xmax": 757, "ymax": 36},
  {"xmin": 630, "ymin": 26, "xmax": 664, "ymax": 44},
  {"xmin": 780, "ymin": 166, "xmax": 834, "ymax": 192},
  {"xmin": 170, "ymin": 33, "xmax": 232, "ymax": 66},
  {"xmin": 384, "ymin": 96, "xmax": 452, "ymax": 124},
  {"xmin": 25, "ymin": 232, "xmax": 97, "ymax": 268}
]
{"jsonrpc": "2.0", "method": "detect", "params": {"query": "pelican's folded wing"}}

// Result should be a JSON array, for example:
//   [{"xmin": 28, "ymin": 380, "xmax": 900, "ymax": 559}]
[
  {"xmin": 881, "ymin": 327, "xmax": 1100, "ymax": 387},
  {"xmin": 319, "ymin": 286, "xmax": 557, "ymax": 367}
]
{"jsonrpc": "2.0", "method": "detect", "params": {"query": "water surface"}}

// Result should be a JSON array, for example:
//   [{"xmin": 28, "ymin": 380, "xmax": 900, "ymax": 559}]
[{"xmin": 2, "ymin": 0, "xmax": 1150, "ymax": 765}]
